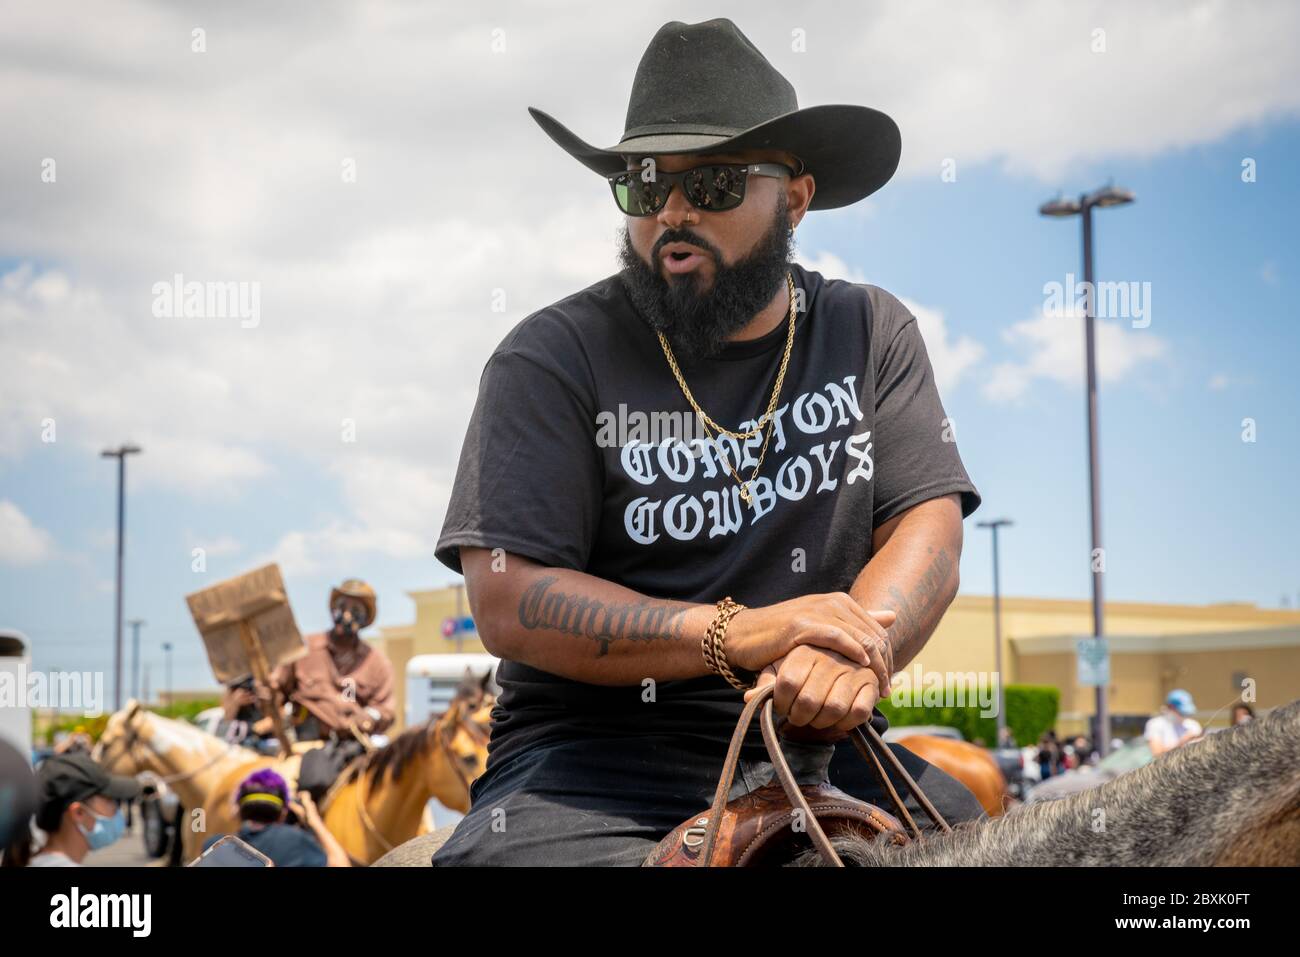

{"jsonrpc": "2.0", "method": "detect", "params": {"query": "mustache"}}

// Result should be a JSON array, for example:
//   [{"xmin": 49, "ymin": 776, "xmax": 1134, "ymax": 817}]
[{"xmin": 652, "ymin": 228, "xmax": 722, "ymax": 261}]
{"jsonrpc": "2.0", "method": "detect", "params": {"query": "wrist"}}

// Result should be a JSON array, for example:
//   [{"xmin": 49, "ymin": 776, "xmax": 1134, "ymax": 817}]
[{"xmin": 701, "ymin": 598, "xmax": 756, "ymax": 690}]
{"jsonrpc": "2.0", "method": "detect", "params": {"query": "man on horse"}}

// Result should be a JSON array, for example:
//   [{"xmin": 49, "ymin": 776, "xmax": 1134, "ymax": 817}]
[
  {"xmin": 223, "ymin": 578, "xmax": 396, "ymax": 749},
  {"xmin": 431, "ymin": 18, "xmax": 987, "ymax": 866}
]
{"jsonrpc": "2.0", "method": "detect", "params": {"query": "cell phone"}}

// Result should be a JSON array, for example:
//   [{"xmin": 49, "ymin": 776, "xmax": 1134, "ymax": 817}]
[{"xmin": 188, "ymin": 834, "xmax": 274, "ymax": 867}]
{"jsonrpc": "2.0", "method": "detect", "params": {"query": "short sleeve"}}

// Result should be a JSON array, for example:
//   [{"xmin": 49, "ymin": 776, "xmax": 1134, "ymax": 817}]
[
  {"xmin": 435, "ymin": 348, "xmax": 603, "ymax": 575},
  {"xmin": 870, "ymin": 297, "xmax": 981, "ymax": 526}
]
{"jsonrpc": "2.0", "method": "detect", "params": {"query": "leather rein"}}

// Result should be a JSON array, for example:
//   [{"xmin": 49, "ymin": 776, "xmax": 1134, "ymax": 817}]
[{"xmin": 698, "ymin": 683, "xmax": 952, "ymax": 867}]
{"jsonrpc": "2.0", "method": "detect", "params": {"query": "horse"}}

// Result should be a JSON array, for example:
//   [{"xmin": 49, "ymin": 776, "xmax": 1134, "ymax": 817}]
[
  {"xmin": 795, "ymin": 697, "xmax": 1300, "ymax": 866},
  {"xmin": 895, "ymin": 735, "xmax": 1009, "ymax": 817},
  {"xmin": 95, "ymin": 680, "xmax": 493, "ymax": 864}
]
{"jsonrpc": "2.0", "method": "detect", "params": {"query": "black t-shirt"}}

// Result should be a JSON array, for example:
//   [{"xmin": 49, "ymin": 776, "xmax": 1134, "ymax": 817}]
[{"xmin": 436, "ymin": 261, "xmax": 981, "ymax": 770}]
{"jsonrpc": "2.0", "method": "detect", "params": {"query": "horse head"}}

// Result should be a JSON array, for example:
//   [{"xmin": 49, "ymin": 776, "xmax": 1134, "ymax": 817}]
[{"xmin": 93, "ymin": 698, "xmax": 153, "ymax": 776}]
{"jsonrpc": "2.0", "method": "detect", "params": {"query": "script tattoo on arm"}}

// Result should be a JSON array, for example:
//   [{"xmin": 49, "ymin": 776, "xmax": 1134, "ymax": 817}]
[
  {"xmin": 883, "ymin": 545, "xmax": 955, "ymax": 666},
  {"xmin": 517, "ymin": 575, "xmax": 691, "ymax": 657}
]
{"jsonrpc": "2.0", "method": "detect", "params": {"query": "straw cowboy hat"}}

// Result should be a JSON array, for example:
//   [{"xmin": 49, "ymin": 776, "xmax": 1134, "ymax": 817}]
[
  {"xmin": 329, "ymin": 578, "xmax": 377, "ymax": 628},
  {"xmin": 528, "ymin": 17, "xmax": 901, "ymax": 211}
]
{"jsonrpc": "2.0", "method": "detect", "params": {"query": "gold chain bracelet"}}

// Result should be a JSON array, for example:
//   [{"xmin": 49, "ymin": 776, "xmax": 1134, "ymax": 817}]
[{"xmin": 701, "ymin": 597, "xmax": 753, "ymax": 691}]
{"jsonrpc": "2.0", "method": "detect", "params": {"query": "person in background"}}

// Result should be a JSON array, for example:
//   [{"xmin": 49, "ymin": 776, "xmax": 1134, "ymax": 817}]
[
  {"xmin": 1071, "ymin": 734, "xmax": 1094, "ymax": 767},
  {"xmin": 2, "ymin": 752, "xmax": 139, "ymax": 867},
  {"xmin": 1144, "ymin": 689, "xmax": 1204, "ymax": 756},
  {"xmin": 1036, "ymin": 730, "xmax": 1060, "ymax": 780},
  {"xmin": 1231, "ymin": 702, "xmax": 1255, "ymax": 726},
  {"xmin": 267, "ymin": 578, "xmax": 395, "ymax": 741},
  {"xmin": 202, "ymin": 768, "xmax": 350, "ymax": 867},
  {"xmin": 53, "ymin": 726, "xmax": 93, "ymax": 755}
]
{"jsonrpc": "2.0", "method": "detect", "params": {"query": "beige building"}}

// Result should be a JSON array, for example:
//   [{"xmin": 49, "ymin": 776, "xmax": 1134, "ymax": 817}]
[
  {"xmin": 369, "ymin": 584, "xmax": 486, "ymax": 731},
  {"xmin": 372, "ymin": 585, "xmax": 1300, "ymax": 736}
]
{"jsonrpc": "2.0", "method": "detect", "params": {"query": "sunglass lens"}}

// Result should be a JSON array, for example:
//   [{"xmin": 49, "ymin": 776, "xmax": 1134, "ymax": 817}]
[
  {"xmin": 684, "ymin": 166, "xmax": 745, "ymax": 211},
  {"xmin": 613, "ymin": 172, "xmax": 664, "ymax": 216}
]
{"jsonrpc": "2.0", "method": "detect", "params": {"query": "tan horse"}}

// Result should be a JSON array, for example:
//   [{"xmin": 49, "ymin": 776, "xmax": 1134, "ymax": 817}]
[
  {"xmin": 895, "ymin": 735, "xmax": 1009, "ymax": 817},
  {"xmin": 96, "ymin": 690, "xmax": 492, "ymax": 864}
]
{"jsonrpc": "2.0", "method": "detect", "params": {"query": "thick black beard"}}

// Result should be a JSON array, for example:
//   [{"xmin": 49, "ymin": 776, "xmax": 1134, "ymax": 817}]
[{"xmin": 617, "ymin": 194, "xmax": 794, "ymax": 362}]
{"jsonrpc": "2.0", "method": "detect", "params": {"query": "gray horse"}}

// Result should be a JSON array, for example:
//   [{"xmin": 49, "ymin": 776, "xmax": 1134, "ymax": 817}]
[{"xmin": 797, "ymin": 696, "xmax": 1299, "ymax": 866}]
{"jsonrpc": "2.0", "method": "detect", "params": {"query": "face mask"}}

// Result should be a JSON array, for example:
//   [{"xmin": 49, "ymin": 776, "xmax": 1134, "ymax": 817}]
[
  {"xmin": 332, "ymin": 607, "xmax": 360, "ymax": 635},
  {"xmin": 76, "ymin": 806, "xmax": 125, "ymax": 851}
]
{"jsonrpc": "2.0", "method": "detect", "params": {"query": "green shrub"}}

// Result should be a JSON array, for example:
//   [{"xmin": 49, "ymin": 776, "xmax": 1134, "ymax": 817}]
[{"xmin": 879, "ymin": 684, "xmax": 1059, "ymax": 746}]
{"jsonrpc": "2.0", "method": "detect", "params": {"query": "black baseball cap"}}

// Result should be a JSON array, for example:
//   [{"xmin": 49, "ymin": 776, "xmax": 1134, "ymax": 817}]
[{"xmin": 37, "ymin": 752, "xmax": 140, "ymax": 807}]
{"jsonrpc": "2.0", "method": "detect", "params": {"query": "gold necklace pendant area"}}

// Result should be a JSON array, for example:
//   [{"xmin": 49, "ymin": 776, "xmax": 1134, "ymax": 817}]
[{"xmin": 656, "ymin": 272, "xmax": 797, "ymax": 505}]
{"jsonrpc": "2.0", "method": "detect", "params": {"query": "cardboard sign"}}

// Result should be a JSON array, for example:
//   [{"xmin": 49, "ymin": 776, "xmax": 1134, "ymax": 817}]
[{"xmin": 186, "ymin": 564, "xmax": 306, "ymax": 684}]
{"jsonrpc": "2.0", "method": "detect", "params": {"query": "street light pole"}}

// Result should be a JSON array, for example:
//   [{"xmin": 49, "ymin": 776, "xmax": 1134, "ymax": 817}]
[
  {"xmin": 101, "ymin": 443, "xmax": 142, "ymax": 712},
  {"xmin": 127, "ymin": 618, "xmax": 146, "ymax": 701},
  {"xmin": 977, "ymin": 519, "xmax": 1013, "ymax": 746},
  {"xmin": 1040, "ymin": 185, "xmax": 1135, "ymax": 754}
]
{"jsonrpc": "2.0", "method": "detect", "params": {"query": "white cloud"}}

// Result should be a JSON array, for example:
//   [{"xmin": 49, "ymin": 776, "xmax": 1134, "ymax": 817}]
[
  {"xmin": 898, "ymin": 298, "xmax": 986, "ymax": 395},
  {"xmin": 189, "ymin": 534, "xmax": 242, "ymax": 558},
  {"xmin": 0, "ymin": 0, "xmax": 1294, "ymax": 558},
  {"xmin": 801, "ymin": 254, "xmax": 985, "ymax": 394},
  {"xmin": 983, "ymin": 312, "xmax": 1169, "ymax": 402},
  {"xmin": 0, "ymin": 500, "xmax": 57, "ymax": 565}
]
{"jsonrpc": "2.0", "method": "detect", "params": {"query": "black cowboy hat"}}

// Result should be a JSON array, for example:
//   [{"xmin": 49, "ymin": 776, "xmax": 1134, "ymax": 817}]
[{"xmin": 528, "ymin": 18, "xmax": 901, "ymax": 211}]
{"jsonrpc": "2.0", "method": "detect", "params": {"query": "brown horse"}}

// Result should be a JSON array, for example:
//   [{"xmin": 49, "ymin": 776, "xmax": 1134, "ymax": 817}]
[
  {"xmin": 95, "ymin": 683, "xmax": 492, "ymax": 864},
  {"xmin": 895, "ymin": 735, "xmax": 1009, "ymax": 817}
]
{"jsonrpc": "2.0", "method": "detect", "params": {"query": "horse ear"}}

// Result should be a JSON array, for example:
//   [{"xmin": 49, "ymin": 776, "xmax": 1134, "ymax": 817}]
[{"xmin": 455, "ymin": 667, "xmax": 477, "ymax": 699}]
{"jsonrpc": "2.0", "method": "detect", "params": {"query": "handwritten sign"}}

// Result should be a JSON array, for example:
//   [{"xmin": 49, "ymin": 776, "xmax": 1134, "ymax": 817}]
[{"xmin": 186, "ymin": 564, "xmax": 306, "ymax": 683}]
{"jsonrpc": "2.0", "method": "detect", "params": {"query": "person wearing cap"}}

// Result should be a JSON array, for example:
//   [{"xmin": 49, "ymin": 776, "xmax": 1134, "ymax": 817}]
[
  {"xmin": 2, "ymin": 752, "xmax": 140, "ymax": 867},
  {"xmin": 200, "ymin": 768, "xmax": 350, "ymax": 867},
  {"xmin": 238, "ymin": 578, "xmax": 395, "ymax": 742},
  {"xmin": 1145, "ymin": 690, "xmax": 1204, "ymax": 756},
  {"xmin": 432, "ymin": 18, "xmax": 985, "ymax": 865}
]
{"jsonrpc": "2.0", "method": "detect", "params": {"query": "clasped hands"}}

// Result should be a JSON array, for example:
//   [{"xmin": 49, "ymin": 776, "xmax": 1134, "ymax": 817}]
[{"xmin": 720, "ymin": 593, "xmax": 896, "ymax": 735}]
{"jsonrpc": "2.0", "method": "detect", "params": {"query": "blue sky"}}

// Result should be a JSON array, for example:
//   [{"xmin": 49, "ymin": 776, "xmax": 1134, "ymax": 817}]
[{"xmin": 1, "ymin": 2, "xmax": 1297, "ymax": 695}]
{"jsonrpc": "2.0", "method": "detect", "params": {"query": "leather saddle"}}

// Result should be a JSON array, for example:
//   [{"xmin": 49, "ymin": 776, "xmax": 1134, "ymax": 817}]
[{"xmin": 644, "ymin": 683, "xmax": 952, "ymax": 867}]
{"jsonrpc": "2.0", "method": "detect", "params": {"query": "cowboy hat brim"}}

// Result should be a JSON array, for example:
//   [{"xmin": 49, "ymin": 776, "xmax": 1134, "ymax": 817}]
[{"xmin": 528, "ymin": 103, "xmax": 901, "ymax": 211}]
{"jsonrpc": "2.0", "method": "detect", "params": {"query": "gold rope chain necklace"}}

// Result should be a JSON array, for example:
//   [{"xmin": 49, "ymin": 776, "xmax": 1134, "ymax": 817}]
[{"xmin": 656, "ymin": 272, "xmax": 797, "ymax": 505}]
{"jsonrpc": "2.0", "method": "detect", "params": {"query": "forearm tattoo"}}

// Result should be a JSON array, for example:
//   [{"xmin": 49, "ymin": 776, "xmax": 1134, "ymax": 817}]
[
  {"xmin": 884, "ymin": 546, "xmax": 955, "ymax": 664},
  {"xmin": 517, "ymin": 575, "xmax": 690, "ymax": 657}
]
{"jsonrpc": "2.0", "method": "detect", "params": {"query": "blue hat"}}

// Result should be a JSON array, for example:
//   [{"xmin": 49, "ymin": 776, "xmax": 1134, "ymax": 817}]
[{"xmin": 1166, "ymin": 689, "xmax": 1196, "ymax": 716}]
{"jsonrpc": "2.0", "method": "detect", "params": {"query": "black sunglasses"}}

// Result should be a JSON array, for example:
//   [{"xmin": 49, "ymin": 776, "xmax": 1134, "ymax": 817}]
[{"xmin": 607, "ymin": 162, "xmax": 796, "ymax": 216}]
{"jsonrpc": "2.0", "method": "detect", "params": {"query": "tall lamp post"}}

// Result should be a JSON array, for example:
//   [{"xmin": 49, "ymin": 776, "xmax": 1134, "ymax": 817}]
[
  {"xmin": 101, "ymin": 443, "xmax": 142, "ymax": 712},
  {"xmin": 127, "ymin": 618, "xmax": 146, "ymax": 701},
  {"xmin": 977, "ymin": 518, "xmax": 1013, "ymax": 747},
  {"xmin": 1039, "ymin": 185, "xmax": 1135, "ymax": 754}
]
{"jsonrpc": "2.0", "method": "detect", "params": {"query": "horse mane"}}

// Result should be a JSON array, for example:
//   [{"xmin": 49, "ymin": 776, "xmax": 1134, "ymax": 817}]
[
  {"xmin": 331, "ymin": 671, "xmax": 493, "ymax": 798},
  {"xmin": 795, "ymin": 698, "xmax": 1300, "ymax": 867},
  {"xmin": 342, "ymin": 719, "xmax": 438, "ymax": 789}
]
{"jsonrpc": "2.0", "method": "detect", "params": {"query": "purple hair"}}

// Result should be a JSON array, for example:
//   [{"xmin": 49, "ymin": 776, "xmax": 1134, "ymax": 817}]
[{"xmin": 237, "ymin": 768, "xmax": 289, "ymax": 804}]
